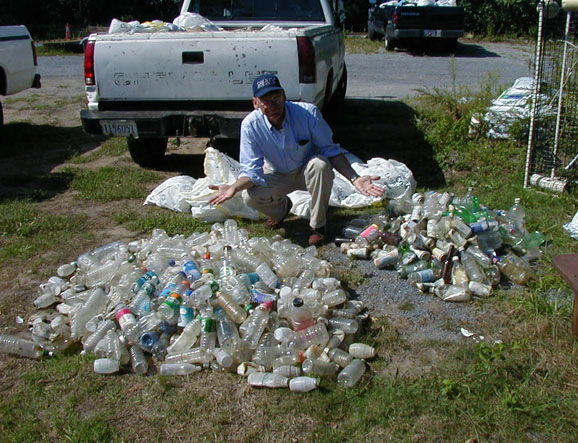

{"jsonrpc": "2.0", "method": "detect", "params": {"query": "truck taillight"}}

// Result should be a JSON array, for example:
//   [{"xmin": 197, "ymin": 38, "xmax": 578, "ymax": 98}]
[
  {"xmin": 392, "ymin": 12, "xmax": 399, "ymax": 25},
  {"xmin": 297, "ymin": 37, "xmax": 316, "ymax": 84},
  {"xmin": 84, "ymin": 40, "xmax": 95, "ymax": 86},
  {"xmin": 31, "ymin": 42, "xmax": 38, "ymax": 66}
]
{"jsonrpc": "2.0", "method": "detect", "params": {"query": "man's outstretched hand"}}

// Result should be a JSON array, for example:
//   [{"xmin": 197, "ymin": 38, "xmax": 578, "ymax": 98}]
[
  {"xmin": 208, "ymin": 184, "xmax": 236, "ymax": 206},
  {"xmin": 353, "ymin": 175, "xmax": 385, "ymax": 198}
]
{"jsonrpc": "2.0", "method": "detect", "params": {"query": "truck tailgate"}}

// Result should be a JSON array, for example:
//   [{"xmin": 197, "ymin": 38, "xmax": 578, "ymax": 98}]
[
  {"xmin": 397, "ymin": 6, "xmax": 464, "ymax": 30},
  {"xmin": 94, "ymin": 31, "xmax": 301, "ymax": 102}
]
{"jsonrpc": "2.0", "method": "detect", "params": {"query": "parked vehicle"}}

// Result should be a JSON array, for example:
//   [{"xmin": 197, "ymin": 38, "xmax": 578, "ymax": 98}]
[
  {"xmin": 367, "ymin": 0, "xmax": 465, "ymax": 52},
  {"xmin": 80, "ymin": 0, "xmax": 347, "ymax": 167},
  {"xmin": 0, "ymin": 25, "xmax": 41, "ymax": 139}
]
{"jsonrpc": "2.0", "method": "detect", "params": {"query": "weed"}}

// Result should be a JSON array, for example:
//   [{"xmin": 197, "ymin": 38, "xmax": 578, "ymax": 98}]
[{"xmin": 69, "ymin": 138, "xmax": 128, "ymax": 164}]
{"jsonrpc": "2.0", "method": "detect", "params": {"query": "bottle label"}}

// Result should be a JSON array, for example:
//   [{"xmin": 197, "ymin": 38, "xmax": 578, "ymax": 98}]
[
  {"xmin": 178, "ymin": 306, "xmax": 194, "ymax": 328},
  {"xmin": 163, "ymin": 293, "xmax": 182, "ymax": 312},
  {"xmin": 135, "ymin": 271, "xmax": 158, "ymax": 290},
  {"xmin": 201, "ymin": 318, "xmax": 216, "ymax": 333},
  {"xmin": 115, "ymin": 308, "xmax": 137, "ymax": 330},
  {"xmin": 159, "ymin": 282, "xmax": 176, "ymax": 298},
  {"xmin": 358, "ymin": 224, "xmax": 380, "ymax": 243}
]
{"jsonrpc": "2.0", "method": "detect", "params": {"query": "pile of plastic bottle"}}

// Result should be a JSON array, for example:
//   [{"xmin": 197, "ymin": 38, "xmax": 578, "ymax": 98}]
[
  {"xmin": 0, "ymin": 220, "xmax": 375, "ymax": 392},
  {"xmin": 338, "ymin": 189, "xmax": 545, "ymax": 302}
]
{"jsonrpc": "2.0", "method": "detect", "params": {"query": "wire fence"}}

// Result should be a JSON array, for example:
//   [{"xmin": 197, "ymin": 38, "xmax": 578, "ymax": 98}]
[{"xmin": 525, "ymin": 4, "xmax": 578, "ymax": 192}]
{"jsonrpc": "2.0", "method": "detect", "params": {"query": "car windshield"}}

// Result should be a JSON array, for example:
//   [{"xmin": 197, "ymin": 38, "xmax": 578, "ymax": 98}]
[{"xmin": 188, "ymin": 0, "xmax": 326, "ymax": 21}]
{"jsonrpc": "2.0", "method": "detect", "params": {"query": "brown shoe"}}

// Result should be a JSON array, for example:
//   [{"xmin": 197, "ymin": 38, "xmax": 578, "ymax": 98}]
[
  {"xmin": 308, "ymin": 226, "xmax": 327, "ymax": 246},
  {"xmin": 264, "ymin": 198, "xmax": 292, "ymax": 230}
]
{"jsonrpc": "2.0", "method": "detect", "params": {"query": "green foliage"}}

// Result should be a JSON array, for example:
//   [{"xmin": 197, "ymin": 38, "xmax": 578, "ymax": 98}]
[
  {"xmin": 461, "ymin": 0, "xmax": 539, "ymax": 38},
  {"xmin": 113, "ymin": 208, "xmax": 210, "ymax": 236}
]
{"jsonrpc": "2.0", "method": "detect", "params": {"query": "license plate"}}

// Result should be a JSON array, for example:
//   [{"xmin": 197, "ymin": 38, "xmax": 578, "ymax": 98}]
[
  {"xmin": 424, "ymin": 29, "xmax": 442, "ymax": 38},
  {"xmin": 100, "ymin": 120, "xmax": 138, "ymax": 136}
]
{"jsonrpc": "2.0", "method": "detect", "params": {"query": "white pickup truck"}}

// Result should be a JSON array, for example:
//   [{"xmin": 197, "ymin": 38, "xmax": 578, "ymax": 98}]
[
  {"xmin": 80, "ymin": 0, "xmax": 347, "ymax": 166},
  {"xmin": 0, "ymin": 25, "xmax": 41, "ymax": 137}
]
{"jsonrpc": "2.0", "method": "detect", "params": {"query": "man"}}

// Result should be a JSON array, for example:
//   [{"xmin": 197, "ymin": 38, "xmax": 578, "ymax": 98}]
[{"xmin": 209, "ymin": 73, "xmax": 384, "ymax": 246}]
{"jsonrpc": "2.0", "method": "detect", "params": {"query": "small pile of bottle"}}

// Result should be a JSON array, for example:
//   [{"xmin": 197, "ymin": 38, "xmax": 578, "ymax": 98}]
[
  {"xmin": 0, "ymin": 219, "xmax": 376, "ymax": 391},
  {"xmin": 338, "ymin": 189, "xmax": 544, "ymax": 302}
]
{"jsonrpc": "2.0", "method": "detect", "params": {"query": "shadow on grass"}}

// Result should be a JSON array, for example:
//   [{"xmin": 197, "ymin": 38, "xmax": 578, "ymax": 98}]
[
  {"xmin": 327, "ymin": 98, "xmax": 445, "ymax": 189},
  {"xmin": 0, "ymin": 122, "xmax": 103, "ymax": 202}
]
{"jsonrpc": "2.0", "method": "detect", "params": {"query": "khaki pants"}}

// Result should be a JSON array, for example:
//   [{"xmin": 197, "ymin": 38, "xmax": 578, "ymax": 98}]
[{"xmin": 242, "ymin": 155, "xmax": 334, "ymax": 229}]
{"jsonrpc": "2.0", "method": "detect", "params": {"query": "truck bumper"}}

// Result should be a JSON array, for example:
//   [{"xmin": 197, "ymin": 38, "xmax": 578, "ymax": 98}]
[
  {"xmin": 394, "ymin": 29, "xmax": 464, "ymax": 39},
  {"xmin": 80, "ymin": 109, "xmax": 250, "ymax": 139}
]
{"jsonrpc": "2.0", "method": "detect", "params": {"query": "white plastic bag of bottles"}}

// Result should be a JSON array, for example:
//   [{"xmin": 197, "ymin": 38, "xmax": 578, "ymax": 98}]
[
  {"xmin": 563, "ymin": 211, "xmax": 578, "ymax": 240},
  {"xmin": 144, "ymin": 175, "xmax": 197, "ymax": 213}
]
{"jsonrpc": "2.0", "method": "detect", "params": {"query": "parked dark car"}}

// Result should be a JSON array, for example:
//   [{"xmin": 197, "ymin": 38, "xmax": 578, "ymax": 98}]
[{"xmin": 367, "ymin": 0, "xmax": 465, "ymax": 52}]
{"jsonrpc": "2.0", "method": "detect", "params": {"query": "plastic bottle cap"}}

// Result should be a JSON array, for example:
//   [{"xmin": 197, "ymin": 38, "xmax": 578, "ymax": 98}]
[
  {"xmin": 262, "ymin": 301, "xmax": 274, "ymax": 311},
  {"xmin": 292, "ymin": 298, "xmax": 304, "ymax": 307}
]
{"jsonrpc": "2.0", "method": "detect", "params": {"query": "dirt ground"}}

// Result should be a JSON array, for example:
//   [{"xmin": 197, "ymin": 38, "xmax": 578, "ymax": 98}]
[{"xmin": 0, "ymin": 71, "xmax": 505, "ymax": 382}]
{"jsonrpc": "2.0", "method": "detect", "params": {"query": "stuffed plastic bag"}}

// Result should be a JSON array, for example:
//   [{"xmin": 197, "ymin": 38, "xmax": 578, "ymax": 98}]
[
  {"xmin": 563, "ymin": 211, "xmax": 578, "ymax": 240},
  {"xmin": 179, "ymin": 148, "xmax": 260, "ymax": 222},
  {"xmin": 144, "ymin": 175, "xmax": 196, "ymax": 213},
  {"xmin": 173, "ymin": 13, "xmax": 222, "ymax": 31}
]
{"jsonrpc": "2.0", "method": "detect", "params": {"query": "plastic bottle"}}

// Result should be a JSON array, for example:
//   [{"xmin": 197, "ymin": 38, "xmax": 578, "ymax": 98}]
[
  {"xmin": 131, "ymin": 270, "xmax": 160, "ymax": 294},
  {"xmin": 337, "ymin": 359, "xmax": 366, "ymax": 387},
  {"xmin": 214, "ymin": 348, "xmax": 234, "ymax": 368},
  {"xmin": 255, "ymin": 262, "xmax": 279, "ymax": 289},
  {"xmin": 302, "ymin": 358, "xmax": 339, "ymax": 376},
  {"xmin": 157, "ymin": 287, "xmax": 185, "ymax": 322},
  {"xmin": 327, "ymin": 348, "xmax": 354, "ymax": 368},
  {"xmin": 465, "ymin": 245, "xmax": 492, "ymax": 268},
  {"xmin": 252, "ymin": 332, "xmax": 280, "ymax": 368},
  {"xmin": 105, "ymin": 329, "xmax": 130, "ymax": 365},
  {"xmin": 287, "ymin": 298, "xmax": 315, "ymax": 331},
  {"xmin": 348, "ymin": 343, "xmax": 376, "ymax": 359},
  {"xmin": 496, "ymin": 253, "xmax": 532, "ymax": 286},
  {"xmin": 70, "ymin": 287, "xmax": 107, "ymax": 341},
  {"xmin": 129, "ymin": 280, "xmax": 157, "ymax": 316},
  {"xmin": 94, "ymin": 358, "xmax": 120, "ymax": 374},
  {"xmin": 397, "ymin": 259, "xmax": 429, "ymax": 279},
  {"xmin": 181, "ymin": 257, "xmax": 201, "ymax": 283},
  {"xmin": 167, "ymin": 317, "xmax": 202, "ymax": 354},
  {"xmin": 244, "ymin": 371, "xmax": 289, "ymax": 389},
  {"xmin": 164, "ymin": 347, "xmax": 213, "ymax": 364},
  {"xmin": 187, "ymin": 281, "xmax": 219, "ymax": 308},
  {"xmin": 159, "ymin": 363, "xmax": 202, "ymax": 376},
  {"xmin": 0, "ymin": 334, "xmax": 46, "ymax": 359},
  {"xmin": 240, "ymin": 302, "xmax": 273, "ymax": 349},
  {"xmin": 83, "ymin": 319, "xmax": 116, "ymax": 353},
  {"xmin": 459, "ymin": 248, "xmax": 487, "ymax": 283},
  {"xmin": 114, "ymin": 304, "xmax": 141, "ymax": 345},
  {"xmin": 450, "ymin": 256, "xmax": 469, "ymax": 287},
  {"xmin": 434, "ymin": 284, "xmax": 472, "ymax": 302},
  {"xmin": 199, "ymin": 308, "xmax": 217, "ymax": 351},
  {"xmin": 407, "ymin": 268, "xmax": 441, "ymax": 285},
  {"xmin": 199, "ymin": 253, "xmax": 215, "ymax": 275},
  {"xmin": 274, "ymin": 365, "xmax": 301, "ymax": 378},
  {"xmin": 287, "ymin": 322, "xmax": 330, "ymax": 350},
  {"xmin": 328, "ymin": 317, "xmax": 359, "ymax": 334},
  {"xmin": 130, "ymin": 345, "xmax": 149, "ymax": 375},
  {"xmin": 216, "ymin": 291, "xmax": 247, "ymax": 324},
  {"xmin": 222, "ymin": 219, "xmax": 239, "ymax": 245},
  {"xmin": 507, "ymin": 197, "xmax": 527, "ymax": 234},
  {"xmin": 215, "ymin": 308, "xmax": 242, "ymax": 353},
  {"xmin": 321, "ymin": 289, "xmax": 348, "ymax": 308},
  {"xmin": 355, "ymin": 224, "xmax": 381, "ymax": 246},
  {"xmin": 293, "ymin": 269, "xmax": 315, "ymax": 291}
]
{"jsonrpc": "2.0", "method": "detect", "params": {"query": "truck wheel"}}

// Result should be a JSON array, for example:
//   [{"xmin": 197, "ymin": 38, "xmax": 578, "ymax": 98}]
[
  {"xmin": 368, "ymin": 22, "xmax": 377, "ymax": 41},
  {"xmin": 330, "ymin": 64, "xmax": 347, "ymax": 108},
  {"xmin": 385, "ymin": 34, "xmax": 396, "ymax": 52},
  {"xmin": 127, "ymin": 137, "xmax": 167, "ymax": 168},
  {"xmin": 443, "ymin": 38, "xmax": 458, "ymax": 53}
]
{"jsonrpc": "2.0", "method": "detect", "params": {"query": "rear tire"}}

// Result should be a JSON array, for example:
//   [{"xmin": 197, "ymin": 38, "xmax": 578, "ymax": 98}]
[
  {"xmin": 368, "ymin": 22, "xmax": 377, "ymax": 41},
  {"xmin": 385, "ymin": 34, "xmax": 396, "ymax": 52},
  {"xmin": 127, "ymin": 136, "xmax": 167, "ymax": 167},
  {"xmin": 443, "ymin": 38, "xmax": 458, "ymax": 53}
]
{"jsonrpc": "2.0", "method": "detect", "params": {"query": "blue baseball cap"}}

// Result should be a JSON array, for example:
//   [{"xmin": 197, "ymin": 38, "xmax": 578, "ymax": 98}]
[{"xmin": 252, "ymin": 74, "xmax": 284, "ymax": 98}]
